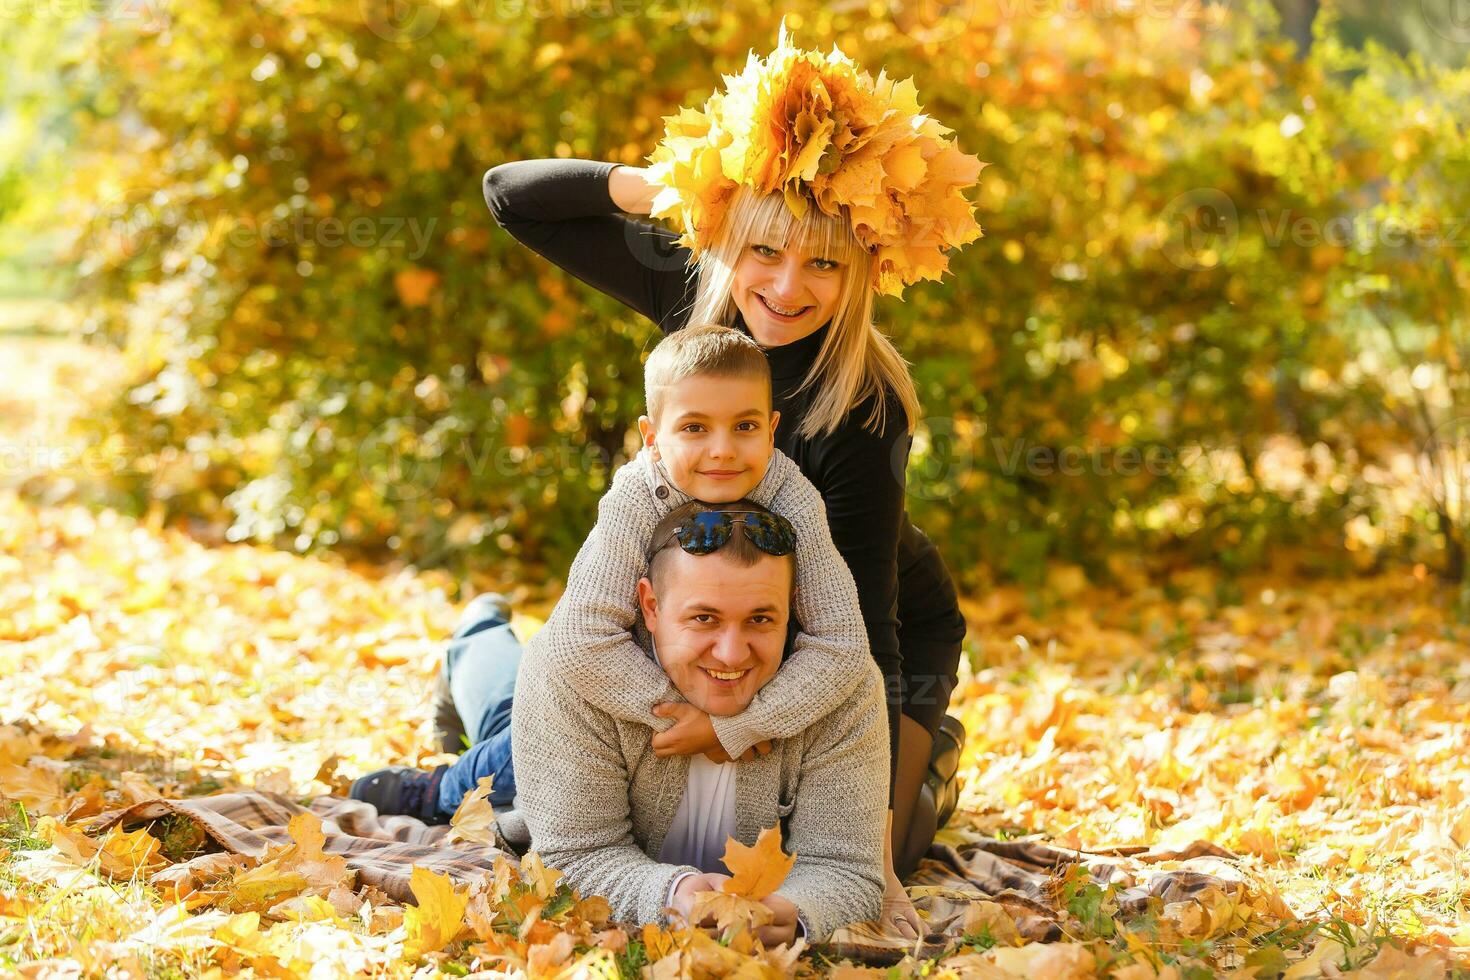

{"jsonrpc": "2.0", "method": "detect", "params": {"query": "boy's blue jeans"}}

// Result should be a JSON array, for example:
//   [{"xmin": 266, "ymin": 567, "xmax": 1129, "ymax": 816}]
[{"xmin": 432, "ymin": 594, "xmax": 523, "ymax": 820}]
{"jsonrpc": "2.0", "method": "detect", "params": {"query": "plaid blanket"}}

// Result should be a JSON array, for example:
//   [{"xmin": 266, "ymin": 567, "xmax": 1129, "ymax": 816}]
[
  {"xmin": 826, "ymin": 837, "xmax": 1245, "ymax": 964},
  {"xmin": 91, "ymin": 791, "xmax": 505, "ymax": 904},
  {"xmin": 94, "ymin": 792, "xmax": 1244, "ymax": 964}
]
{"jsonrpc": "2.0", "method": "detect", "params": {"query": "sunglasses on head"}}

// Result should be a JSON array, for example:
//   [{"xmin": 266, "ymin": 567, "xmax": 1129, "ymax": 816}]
[{"xmin": 663, "ymin": 509, "xmax": 797, "ymax": 558}]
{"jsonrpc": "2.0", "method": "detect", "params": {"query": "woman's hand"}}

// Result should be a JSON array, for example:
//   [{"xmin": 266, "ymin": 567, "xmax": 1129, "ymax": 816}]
[
  {"xmin": 608, "ymin": 164, "xmax": 659, "ymax": 215},
  {"xmin": 652, "ymin": 703, "xmax": 772, "ymax": 762},
  {"xmin": 881, "ymin": 863, "xmax": 923, "ymax": 940}
]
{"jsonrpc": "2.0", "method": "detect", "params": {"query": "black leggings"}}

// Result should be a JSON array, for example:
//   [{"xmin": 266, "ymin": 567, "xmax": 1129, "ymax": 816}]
[
  {"xmin": 898, "ymin": 523, "xmax": 966, "ymax": 737},
  {"xmin": 869, "ymin": 522, "xmax": 965, "ymax": 800}
]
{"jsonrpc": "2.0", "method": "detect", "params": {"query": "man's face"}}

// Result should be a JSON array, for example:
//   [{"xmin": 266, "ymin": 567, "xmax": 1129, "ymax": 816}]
[{"xmin": 637, "ymin": 549, "xmax": 792, "ymax": 716}]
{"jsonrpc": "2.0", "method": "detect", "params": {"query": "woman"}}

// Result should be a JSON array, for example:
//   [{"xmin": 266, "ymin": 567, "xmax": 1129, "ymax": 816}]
[{"xmin": 476, "ymin": 33, "xmax": 977, "ymax": 937}]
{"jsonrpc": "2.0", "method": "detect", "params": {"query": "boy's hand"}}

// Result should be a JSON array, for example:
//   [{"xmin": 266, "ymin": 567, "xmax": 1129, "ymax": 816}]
[
  {"xmin": 651, "ymin": 703, "xmax": 720, "ymax": 758},
  {"xmin": 651, "ymin": 704, "xmax": 773, "ymax": 762}
]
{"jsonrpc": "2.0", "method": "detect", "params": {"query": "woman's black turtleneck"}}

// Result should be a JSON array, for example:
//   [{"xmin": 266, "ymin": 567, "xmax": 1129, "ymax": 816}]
[{"xmin": 482, "ymin": 157, "xmax": 967, "ymax": 750}]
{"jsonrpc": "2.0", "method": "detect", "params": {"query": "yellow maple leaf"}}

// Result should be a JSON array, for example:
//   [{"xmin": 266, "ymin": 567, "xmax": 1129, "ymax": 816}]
[
  {"xmin": 519, "ymin": 850, "xmax": 564, "ymax": 900},
  {"xmin": 403, "ymin": 866, "xmax": 469, "ymax": 959},
  {"xmin": 227, "ymin": 863, "xmax": 309, "ymax": 912},
  {"xmin": 0, "ymin": 726, "xmax": 44, "ymax": 766},
  {"xmin": 961, "ymin": 900, "xmax": 1022, "ymax": 946},
  {"xmin": 447, "ymin": 775, "xmax": 497, "ymax": 847},
  {"xmin": 642, "ymin": 922, "xmax": 678, "ymax": 962},
  {"xmin": 276, "ymin": 811, "xmax": 352, "ymax": 891},
  {"xmin": 42, "ymin": 818, "xmax": 166, "ymax": 880},
  {"xmin": 526, "ymin": 931, "xmax": 575, "ymax": 975},
  {"xmin": 1353, "ymin": 942, "xmax": 1448, "ymax": 980},
  {"xmin": 720, "ymin": 825, "xmax": 795, "ymax": 900},
  {"xmin": 119, "ymin": 770, "xmax": 162, "ymax": 804},
  {"xmin": 0, "ymin": 763, "xmax": 65, "ymax": 815},
  {"xmin": 691, "ymin": 889, "xmax": 774, "ymax": 937}
]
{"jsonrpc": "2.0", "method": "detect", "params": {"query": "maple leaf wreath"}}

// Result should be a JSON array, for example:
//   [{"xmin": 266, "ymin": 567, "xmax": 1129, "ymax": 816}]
[{"xmin": 646, "ymin": 21, "xmax": 988, "ymax": 299}]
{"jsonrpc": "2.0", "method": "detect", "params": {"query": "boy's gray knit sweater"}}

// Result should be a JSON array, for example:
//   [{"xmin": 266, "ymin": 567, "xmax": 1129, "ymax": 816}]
[{"xmin": 532, "ymin": 445, "xmax": 873, "ymax": 758}]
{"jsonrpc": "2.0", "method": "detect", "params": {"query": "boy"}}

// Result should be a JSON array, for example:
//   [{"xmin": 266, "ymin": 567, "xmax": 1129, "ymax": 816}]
[{"xmin": 528, "ymin": 322, "xmax": 873, "ymax": 764}]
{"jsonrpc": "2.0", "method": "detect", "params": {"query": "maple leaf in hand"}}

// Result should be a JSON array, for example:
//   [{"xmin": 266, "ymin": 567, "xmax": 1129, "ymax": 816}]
[
  {"xmin": 721, "ymin": 825, "xmax": 795, "ymax": 900},
  {"xmin": 685, "ymin": 824, "xmax": 796, "ymax": 940}
]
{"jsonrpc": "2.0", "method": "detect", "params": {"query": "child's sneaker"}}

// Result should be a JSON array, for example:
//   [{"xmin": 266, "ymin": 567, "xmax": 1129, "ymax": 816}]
[{"xmin": 349, "ymin": 764, "xmax": 451, "ymax": 824}]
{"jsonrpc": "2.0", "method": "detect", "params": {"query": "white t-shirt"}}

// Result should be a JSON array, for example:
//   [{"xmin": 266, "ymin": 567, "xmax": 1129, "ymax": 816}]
[{"xmin": 658, "ymin": 753, "xmax": 737, "ymax": 872}]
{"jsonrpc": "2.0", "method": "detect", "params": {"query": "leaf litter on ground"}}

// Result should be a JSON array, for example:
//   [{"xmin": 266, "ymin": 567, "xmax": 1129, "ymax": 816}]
[{"xmin": 2, "ymin": 489, "xmax": 1470, "ymax": 975}]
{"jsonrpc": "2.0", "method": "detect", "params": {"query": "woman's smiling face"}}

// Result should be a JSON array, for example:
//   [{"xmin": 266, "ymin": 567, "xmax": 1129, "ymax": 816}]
[{"xmin": 730, "ymin": 238, "xmax": 846, "ymax": 347}]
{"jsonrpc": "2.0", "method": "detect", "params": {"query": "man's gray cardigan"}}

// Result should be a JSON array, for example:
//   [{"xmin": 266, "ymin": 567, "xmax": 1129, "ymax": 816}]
[{"xmin": 507, "ymin": 638, "xmax": 889, "ymax": 941}]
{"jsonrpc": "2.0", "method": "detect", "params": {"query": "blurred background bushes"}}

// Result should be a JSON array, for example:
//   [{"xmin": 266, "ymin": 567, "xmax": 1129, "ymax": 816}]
[{"xmin": 4, "ymin": 0, "xmax": 1468, "ymax": 596}]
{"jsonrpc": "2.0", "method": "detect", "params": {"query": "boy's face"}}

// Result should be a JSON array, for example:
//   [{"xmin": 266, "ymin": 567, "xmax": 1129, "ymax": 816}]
[{"xmin": 638, "ymin": 374, "xmax": 780, "ymax": 504}]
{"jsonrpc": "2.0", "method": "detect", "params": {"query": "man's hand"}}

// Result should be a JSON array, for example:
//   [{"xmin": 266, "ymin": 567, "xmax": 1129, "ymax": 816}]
[
  {"xmin": 754, "ymin": 891, "xmax": 800, "ymax": 947},
  {"xmin": 651, "ymin": 703, "xmax": 774, "ymax": 762},
  {"xmin": 670, "ymin": 872, "xmax": 732, "ymax": 924}
]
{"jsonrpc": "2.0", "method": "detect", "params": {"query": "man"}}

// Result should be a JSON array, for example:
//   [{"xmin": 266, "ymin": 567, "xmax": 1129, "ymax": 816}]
[
  {"xmin": 512, "ymin": 498, "xmax": 888, "ymax": 944},
  {"xmin": 354, "ymin": 499, "xmax": 889, "ymax": 944}
]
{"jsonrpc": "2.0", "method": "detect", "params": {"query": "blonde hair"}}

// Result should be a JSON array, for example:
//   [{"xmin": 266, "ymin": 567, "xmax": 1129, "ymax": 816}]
[
  {"xmin": 684, "ymin": 185, "xmax": 921, "ymax": 439},
  {"xmin": 644, "ymin": 322, "xmax": 772, "ymax": 424}
]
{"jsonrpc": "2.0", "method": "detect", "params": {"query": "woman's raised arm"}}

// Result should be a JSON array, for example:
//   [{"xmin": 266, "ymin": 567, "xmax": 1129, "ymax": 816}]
[
  {"xmin": 608, "ymin": 164, "xmax": 659, "ymax": 214},
  {"xmin": 482, "ymin": 158, "xmax": 692, "ymax": 331}
]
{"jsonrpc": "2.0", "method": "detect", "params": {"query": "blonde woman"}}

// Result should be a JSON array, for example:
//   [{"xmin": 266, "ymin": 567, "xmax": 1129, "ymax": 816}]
[{"xmin": 475, "ymin": 34, "xmax": 981, "ymax": 938}]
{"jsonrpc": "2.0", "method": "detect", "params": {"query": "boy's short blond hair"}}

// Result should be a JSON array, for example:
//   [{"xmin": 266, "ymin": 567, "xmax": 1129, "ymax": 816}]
[{"xmin": 644, "ymin": 323, "xmax": 772, "ymax": 424}]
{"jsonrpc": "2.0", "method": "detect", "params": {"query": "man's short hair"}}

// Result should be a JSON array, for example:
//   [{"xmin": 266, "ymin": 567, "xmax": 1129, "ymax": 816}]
[
  {"xmin": 643, "ymin": 324, "xmax": 772, "ymax": 425},
  {"xmin": 646, "ymin": 498, "xmax": 796, "ymax": 600}
]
